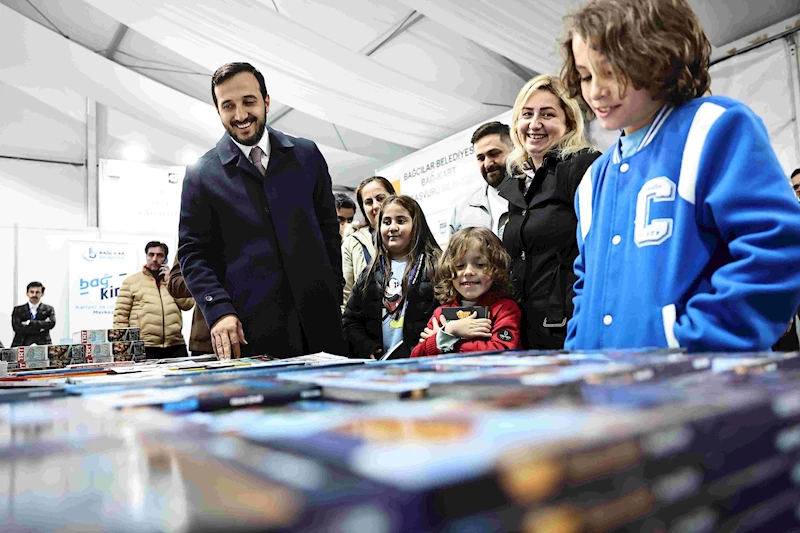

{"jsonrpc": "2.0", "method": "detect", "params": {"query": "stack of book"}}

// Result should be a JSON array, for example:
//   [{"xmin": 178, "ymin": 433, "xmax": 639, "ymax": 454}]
[
  {"xmin": 1, "ymin": 343, "xmax": 88, "ymax": 370},
  {"xmin": 0, "ymin": 348, "xmax": 798, "ymax": 531},
  {"xmin": 72, "ymin": 327, "xmax": 145, "ymax": 364}
]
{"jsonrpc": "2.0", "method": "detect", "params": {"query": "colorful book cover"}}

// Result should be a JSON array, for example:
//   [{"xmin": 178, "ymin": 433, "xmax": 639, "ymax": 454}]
[
  {"xmin": 106, "ymin": 327, "xmax": 140, "ymax": 342},
  {"xmin": 46, "ymin": 345, "xmax": 72, "ymax": 368},
  {"xmin": 67, "ymin": 344, "xmax": 87, "ymax": 365},
  {"xmin": 276, "ymin": 366, "xmax": 479, "ymax": 401},
  {"xmin": 111, "ymin": 341, "xmax": 146, "ymax": 362},
  {"xmin": 161, "ymin": 380, "xmax": 322, "ymax": 413},
  {"xmin": 0, "ymin": 386, "xmax": 69, "ymax": 403},
  {"xmin": 72, "ymin": 329, "xmax": 106, "ymax": 344},
  {"xmin": 247, "ymin": 402, "xmax": 656, "ymax": 529},
  {"xmin": 86, "ymin": 343, "xmax": 112, "ymax": 363},
  {"xmin": 180, "ymin": 400, "xmax": 351, "ymax": 435},
  {"xmin": 709, "ymin": 352, "xmax": 800, "ymax": 374},
  {"xmin": 192, "ymin": 434, "xmax": 425, "ymax": 533},
  {"xmin": 0, "ymin": 435, "xmax": 308, "ymax": 532},
  {"xmin": 23, "ymin": 345, "xmax": 48, "ymax": 369},
  {"xmin": 432, "ymin": 354, "xmax": 574, "ymax": 367},
  {"xmin": 72, "ymin": 328, "xmax": 141, "ymax": 344},
  {"xmin": 0, "ymin": 348, "xmax": 21, "ymax": 370},
  {"xmin": 253, "ymin": 403, "xmax": 642, "ymax": 492}
]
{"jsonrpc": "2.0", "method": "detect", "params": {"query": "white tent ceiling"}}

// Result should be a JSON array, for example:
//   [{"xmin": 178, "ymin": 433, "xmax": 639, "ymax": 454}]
[{"xmin": 1, "ymin": 0, "xmax": 799, "ymax": 188}]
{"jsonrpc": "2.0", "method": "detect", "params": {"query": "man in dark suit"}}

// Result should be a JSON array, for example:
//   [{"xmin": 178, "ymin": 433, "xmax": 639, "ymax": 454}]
[
  {"xmin": 178, "ymin": 62, "xmax": 346, "ymax": 359},
  {"xmin": 11, "ymin": 281, "xmax": 56, "ymax": 346}
]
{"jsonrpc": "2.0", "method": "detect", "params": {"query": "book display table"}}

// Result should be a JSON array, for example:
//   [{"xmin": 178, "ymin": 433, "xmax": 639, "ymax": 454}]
[{"xmin": 1, "ymin": 348, "xmax": 799, "ymax": 532}]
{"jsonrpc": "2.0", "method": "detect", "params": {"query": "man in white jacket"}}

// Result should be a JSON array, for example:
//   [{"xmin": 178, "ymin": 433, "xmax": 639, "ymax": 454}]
[{"xmin": 449, "ymin": 122, "xmax": 512, "ymax": 239}]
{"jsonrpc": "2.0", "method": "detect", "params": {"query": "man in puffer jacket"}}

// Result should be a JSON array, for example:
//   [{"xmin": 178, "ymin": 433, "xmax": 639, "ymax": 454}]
[{"xmin": 113, "ymin": 241, "xmax": 194, "ymax": 359}]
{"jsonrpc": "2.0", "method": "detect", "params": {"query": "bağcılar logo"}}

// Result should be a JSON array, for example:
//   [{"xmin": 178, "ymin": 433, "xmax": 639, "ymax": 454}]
[{"xmin": 82, "ymin": 247, "xmax": 127, "ymax": 262}]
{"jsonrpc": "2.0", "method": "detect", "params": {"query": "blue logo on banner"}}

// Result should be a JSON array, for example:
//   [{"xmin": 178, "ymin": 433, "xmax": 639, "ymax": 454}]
[
  {"xmin": 82, "ymin": 248, "xmax": 127, "ymax": 262},
  {"xmin": 79, "ymin": 273, "xmax": 127, "ymax": 299}
]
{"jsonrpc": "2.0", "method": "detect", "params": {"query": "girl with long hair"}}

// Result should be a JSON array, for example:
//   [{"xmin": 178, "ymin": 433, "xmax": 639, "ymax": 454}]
[{"xmin": 342, "ymin": 195, "xmax": 440, "ymax": 359}]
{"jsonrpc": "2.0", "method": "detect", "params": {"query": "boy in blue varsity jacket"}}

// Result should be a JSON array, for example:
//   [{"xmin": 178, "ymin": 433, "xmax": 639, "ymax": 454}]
[{"xmin": 560, "ymin": 0, "xmax": 800, "ymax": 352}]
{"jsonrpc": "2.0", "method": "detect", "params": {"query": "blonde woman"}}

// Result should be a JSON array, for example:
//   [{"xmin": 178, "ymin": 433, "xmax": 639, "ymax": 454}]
[{"xmin": 497, "ymin": 74, "xmax": 599, "ymax": 349}]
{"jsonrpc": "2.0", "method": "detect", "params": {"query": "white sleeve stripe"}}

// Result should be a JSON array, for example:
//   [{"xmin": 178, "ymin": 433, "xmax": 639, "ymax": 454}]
[
  {"xmin": 577, "ymin": 165, "xmax": 594, "ymax": 239},
  {"xmin": 678, "ymin": 102, "xmax": 726, "ymax": 205},
  {"xmin": 661, "ymin": 304, "xmax": 680, "ymax": 348}
]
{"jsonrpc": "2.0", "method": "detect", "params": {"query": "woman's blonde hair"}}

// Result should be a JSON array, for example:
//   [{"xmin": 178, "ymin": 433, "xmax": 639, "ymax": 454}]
[
  {"xmin": 506, "ymin": 74, "xmax": 592, "ymax": 177},
  {"xmin": 434, "ymin": 228, "xmax": 511, "ymax": 304}
]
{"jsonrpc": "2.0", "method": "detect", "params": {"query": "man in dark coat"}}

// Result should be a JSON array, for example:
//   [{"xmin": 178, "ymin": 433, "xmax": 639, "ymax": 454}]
[
  {"xmin": 178, "ymin": 62, "xmax": 345, "ymax": 359},
  {"xmin": 11, "ymin": 281, "xmax": 56, "ymax": 346}
]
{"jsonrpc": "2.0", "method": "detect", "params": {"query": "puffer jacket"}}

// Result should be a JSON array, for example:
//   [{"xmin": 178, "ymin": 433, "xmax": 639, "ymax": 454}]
[
  {"xmin": 341, "ymin": 225, "xmax": 376, "ymax": 311},
  {"xmin": 113, "ymin": 267, "xmax": 194, "ymax": 348}
]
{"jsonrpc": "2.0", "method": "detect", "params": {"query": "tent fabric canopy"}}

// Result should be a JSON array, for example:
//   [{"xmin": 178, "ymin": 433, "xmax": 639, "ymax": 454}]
[
  {"xmin": 83, "ymin": 0, "xmax": 499, "ymax": 149},
  {"xmin": 397, "ymin": 0, "xmax": 581, "ymax": 74},
  {"xmin": 1, "ymin": 0, "xmax": 798, "ymax": 186}
]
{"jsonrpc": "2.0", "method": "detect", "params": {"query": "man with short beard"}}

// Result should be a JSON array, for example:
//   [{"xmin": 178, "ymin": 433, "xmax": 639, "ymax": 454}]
[
  {"xmin": 178, "ymin": 62, "xmax": 345, "ymax": 360},
  {"xmin": 449, "ymin": 122, "xmax": 512, "ymax": 238}
]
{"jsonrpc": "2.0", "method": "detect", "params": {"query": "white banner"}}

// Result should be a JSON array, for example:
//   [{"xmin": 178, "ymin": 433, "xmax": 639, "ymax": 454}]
[
  {"xmin": 99, "ymin": 159, "xmax": 185, "ymax": 234},
  {"xmin": 69, "ymin": 241, "xmax": 140, "ymax": 330},
  {"xmin": 377, "ymin": 110, "xmax": 513, "ymax": 245},
  {"xmin": 709, "ymin": 39, "xmax": 800, "ymax": 175}
]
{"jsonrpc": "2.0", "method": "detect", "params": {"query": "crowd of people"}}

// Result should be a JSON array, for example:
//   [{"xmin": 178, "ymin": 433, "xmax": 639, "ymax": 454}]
[
  {"xmin": 174, "ymin": 0, "xmax": 800, "ymax": 360},
  {"xmin": 12, "ymin": 0, "xmax": 800, "ymax": 362}
]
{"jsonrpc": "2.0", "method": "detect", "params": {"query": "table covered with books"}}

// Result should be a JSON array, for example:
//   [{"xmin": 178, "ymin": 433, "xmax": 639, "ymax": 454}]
[{"xmin": 0, "ymin": 327, "xmax": 799, "ymax": 532}]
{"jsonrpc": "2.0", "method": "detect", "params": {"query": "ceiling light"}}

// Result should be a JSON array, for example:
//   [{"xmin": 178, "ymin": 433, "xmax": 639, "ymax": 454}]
[
  {"xmin": 122, "ymin": 144, "xmax": 147, "ymax": 162},
  {"xmin": 180, "ymin": 150, "xmax": 200, "ymax": 166}
]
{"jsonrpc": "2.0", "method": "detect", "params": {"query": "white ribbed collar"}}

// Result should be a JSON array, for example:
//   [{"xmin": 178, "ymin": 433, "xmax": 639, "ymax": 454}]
[{"xmin": 612, "ymin": 105, "xmax": 674, "ymax": 164}]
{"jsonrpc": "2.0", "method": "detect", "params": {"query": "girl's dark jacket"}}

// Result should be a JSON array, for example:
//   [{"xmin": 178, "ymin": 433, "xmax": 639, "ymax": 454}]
[{"xmin": 342, "ymin": 259, "xmax": 438, "ymax": 359}]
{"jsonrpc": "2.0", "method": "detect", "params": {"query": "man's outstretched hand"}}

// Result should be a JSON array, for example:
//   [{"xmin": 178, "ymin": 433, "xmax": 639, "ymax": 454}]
[{"xmin": 211, "ymin": 314, "xmax": 247, "ymax": 360}]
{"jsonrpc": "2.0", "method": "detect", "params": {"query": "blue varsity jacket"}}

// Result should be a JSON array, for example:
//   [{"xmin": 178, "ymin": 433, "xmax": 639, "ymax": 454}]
[{"xmin": 566, "ymin": 96, "xmax": 800, "ymax": 352}]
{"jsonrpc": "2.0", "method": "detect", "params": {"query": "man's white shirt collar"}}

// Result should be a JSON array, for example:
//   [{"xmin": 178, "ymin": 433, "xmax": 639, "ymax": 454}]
[
  {"xmin": 232, "ymin": 131, "xmax": 270, "ymax": 167},
  {"xmin": 28, "ymin": 302, "xmax": 40, "ymax": 313}
]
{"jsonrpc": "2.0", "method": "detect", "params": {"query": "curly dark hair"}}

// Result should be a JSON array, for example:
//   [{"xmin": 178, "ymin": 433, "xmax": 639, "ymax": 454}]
[
  {"xmin": 560, "ymin": 0, "xmax": 711, "ymax": 108},
  {"xmin": 434, "ymin": 227, "xmax": 512, "ymax": 304}
]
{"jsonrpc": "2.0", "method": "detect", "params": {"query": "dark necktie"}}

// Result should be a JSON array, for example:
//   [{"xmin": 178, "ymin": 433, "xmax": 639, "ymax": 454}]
[
  {"xmin": 250, "ymin": 146, "xmax": 266, "ymax": 176},
  {"xmin": 30, "ymin": 309, "xmax": 36, "ymax": 320}
]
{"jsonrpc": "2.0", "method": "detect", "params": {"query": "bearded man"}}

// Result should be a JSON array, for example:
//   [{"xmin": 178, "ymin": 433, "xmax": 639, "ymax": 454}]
[
  {"xmin": 178, "ymin": 62, "xmax": 345, "ymax": 359},
  {"xmin": 449, "ymin": 122, "xmax": 512, "ymax": 238}
]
